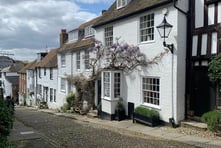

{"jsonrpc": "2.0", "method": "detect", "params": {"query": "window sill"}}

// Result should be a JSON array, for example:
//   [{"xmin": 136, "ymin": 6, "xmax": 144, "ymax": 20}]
[
  {"xmin": 142, "ymin": 103, "xmax": 161, "ymax": 110},
  {"xmin": 102, "ymin": 97, "xmax": 119, "ymax": 102},
  {"xmin": 139, "ymin": 40, "xmax": 155, "ymax": 45},
  {"xmin": 60, "ymin": 90, "xmax": 66, "ymax": 94}
]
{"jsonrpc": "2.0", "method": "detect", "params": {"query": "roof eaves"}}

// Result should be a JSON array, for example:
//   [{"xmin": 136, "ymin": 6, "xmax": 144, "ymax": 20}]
[{"xmin": 93, "ymin": 0, "xmax": 173, "ymax": 28}]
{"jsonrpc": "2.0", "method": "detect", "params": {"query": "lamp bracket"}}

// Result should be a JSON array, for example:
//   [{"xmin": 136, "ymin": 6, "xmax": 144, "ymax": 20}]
[{"xmin": 163, "ymin": 41, "xmax": 174, "ymax": 54}]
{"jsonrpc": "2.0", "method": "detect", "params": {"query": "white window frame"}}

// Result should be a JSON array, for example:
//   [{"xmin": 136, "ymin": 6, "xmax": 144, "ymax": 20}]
[
  {"xmin": 104, "ymin": 26, "xmax": 113, "ymax": 47},
  {"xmin": 114, "ymin": 72, "xmax": 121, "ymax": 98},
  {"xmin": 84, "ymin": 50, "xmax": 90, "ymax": 70},
  {"xmin": 68, "ymin": 30, "xmax": 78, "ymax": 42},
  {"xmin": 103, "ymin": 72, "xmax": 110, "ymax": 98},
  {"xmin": 60, "ymin": 78, "xmax": 66, "ymax": 93},
  {"xmin": 76, "ymin": 51, "xmax": 81, "ymax": 70},
  {"xmin": 61, "ymin": 54, "xmax": 66, "ymax": 67},
  {"xmin": 140, "ymin": 13, "xmax": 155, "ymax": 43},
  {"xmin": 117, "ymin": 0, "xmax": 128, "ymax": 9},
  {"xmin": 142, "ymin": 77, "xmax": 160, "ymax": 108},
  {"xmin": 85, "ymin": 25, "xmax": 94, "ymax": 38}
]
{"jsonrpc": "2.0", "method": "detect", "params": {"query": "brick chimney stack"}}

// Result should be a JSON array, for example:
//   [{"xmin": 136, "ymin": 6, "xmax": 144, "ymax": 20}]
[{"xmin": 60, "ymin": 29, "xmax": 68, "ymax": 47}]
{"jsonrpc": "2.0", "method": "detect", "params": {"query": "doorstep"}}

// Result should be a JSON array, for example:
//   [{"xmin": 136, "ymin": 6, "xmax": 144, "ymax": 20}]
[{"xmin": 181, "ymin": 120, "xmax": 207, "ymax": 131}]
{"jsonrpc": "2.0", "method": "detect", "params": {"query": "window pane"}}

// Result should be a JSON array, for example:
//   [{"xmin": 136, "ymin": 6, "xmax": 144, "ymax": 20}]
[
  {"xmin": 76, "ymin": 51, "xmax": 81, "ymax": 70},
  {"xmin": 140, "ymin": 13, "xmax": 154, "ymax": 42},
  {"xmin": 103, "ymin": 72, "xmax": 110, "ymax": 97},
  {"xmin": 114, "ymin": 73, "xmax": 121, "ymax": 98},
  {"xmin": 142, "ymin": 77, "xmax": 160, "ymax": 106},
  {"xmin": 105, "ymin": 26, "xmax": 113, "ymax": 47},
  {"xmin": 84, "ymin": 50, "xmax": 90, "ymax": 69}
]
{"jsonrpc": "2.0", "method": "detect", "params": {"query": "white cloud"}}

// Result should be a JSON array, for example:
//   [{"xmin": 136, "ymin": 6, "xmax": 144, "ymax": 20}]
[
  {"xmin": 74, "ymin": 0, "xmax": 114, "ymax": 4},
  {"xmin": 0, "ymin": 0, "xmax": 98, "ymax": 61}
]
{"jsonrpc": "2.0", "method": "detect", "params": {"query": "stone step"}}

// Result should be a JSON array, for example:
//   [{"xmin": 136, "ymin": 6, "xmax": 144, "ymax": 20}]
[
  {"xmin": 181, "ymin": 120, "xmax": 207, "ymax": 131},
  {"xmin": 87, "ymin": 110, "xmax": 98, "ymax": 118}
]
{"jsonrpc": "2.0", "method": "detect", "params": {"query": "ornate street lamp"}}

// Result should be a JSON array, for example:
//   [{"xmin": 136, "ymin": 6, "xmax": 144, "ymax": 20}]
[{"xmin": 156, "ymin": 15, "xmax": 174, "ymax": 54}]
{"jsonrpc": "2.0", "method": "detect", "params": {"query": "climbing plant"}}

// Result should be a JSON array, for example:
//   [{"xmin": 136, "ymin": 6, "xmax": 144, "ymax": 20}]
[{"xmin": 66, "ymin": 39, "xmax": 168, "ymax": 112}]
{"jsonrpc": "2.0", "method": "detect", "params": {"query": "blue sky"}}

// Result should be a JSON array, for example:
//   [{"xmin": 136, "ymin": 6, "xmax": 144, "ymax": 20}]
[
  {"xmin": 0, "ymin": 0, "xmax": 114, "ymax": 61},
  {"xmin": 75, "ymin": 1, "xmax": 114, "ymax": 15}
]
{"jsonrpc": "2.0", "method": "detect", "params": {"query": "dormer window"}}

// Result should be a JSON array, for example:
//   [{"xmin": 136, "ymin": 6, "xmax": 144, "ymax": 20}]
[
  {"xmin": 68, "ymin": 30, "xmax": 78, "ymax": 42},
  {"xmin": 117, "ymin": 0, "xmax": 129, "ymax": 9},
  {"xmin": 85, "ymin": 25, "xmax": 95, "ymax": 38}
]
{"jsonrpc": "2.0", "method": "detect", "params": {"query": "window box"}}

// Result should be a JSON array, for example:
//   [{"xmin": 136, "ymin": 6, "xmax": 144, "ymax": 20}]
[{"xmin": 133, "ymin": 106, "xmax": 160, "ymax": 126}]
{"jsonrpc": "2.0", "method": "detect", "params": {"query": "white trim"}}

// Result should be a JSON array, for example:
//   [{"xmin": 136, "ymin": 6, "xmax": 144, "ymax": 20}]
[{"xmin": 142, "ymin": 103, "xmax": 161, "ymax": 110}]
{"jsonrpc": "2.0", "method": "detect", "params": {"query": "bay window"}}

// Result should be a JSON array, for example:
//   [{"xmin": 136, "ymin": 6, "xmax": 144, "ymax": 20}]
[{"xmin": 102, "ymin": 71, "xmax": 122, "ymax": 99}]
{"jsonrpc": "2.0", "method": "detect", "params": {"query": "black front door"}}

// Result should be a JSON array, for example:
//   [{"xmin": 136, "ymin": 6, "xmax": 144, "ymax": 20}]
[
  {"xmin": 191, "ymin": 67, "xmax": 213, "ymax": 116},
  {"xmin": 97, "ymin": 80, "xmax": 101, "ymax": 105}
]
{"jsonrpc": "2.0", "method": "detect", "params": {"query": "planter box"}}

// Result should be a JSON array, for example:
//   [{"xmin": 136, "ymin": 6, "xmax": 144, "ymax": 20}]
[{"xmin": 133, "ymin": 112, "xmax": 159, "ymax": 127}]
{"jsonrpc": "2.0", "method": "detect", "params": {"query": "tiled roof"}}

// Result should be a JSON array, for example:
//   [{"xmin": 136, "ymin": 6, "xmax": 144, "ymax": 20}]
[
  {"xmin": 6, "ymin": 76, "xmax": 19, "ymax": 85},
  {"xmin": 59, "ymin": 16, "xmax": 100, "ymax": 53},
  {"xmin": 19, "ymin": 62, "xmax": 33, "ymax": 73},
  {"xmin": 58, "ymin": 38, "xmax": 94, "ymax": 53},
  {"xmin": 1, "ymin": 62, "xmax": 26, "ymax": 73},
  {"xmin": 78, "ymin": 16, "xmax": 102, "ymax": 30},
  {"xmin": 37, "ymin": 48, "xmax": 59, "ymax": 68},
  {"xmin": 93, "ymin": 0, "xmax": 172, "ymax": 27},
  {"xmin": 27, "ymin": 60, "xmax": 38, "ymax": 70}
]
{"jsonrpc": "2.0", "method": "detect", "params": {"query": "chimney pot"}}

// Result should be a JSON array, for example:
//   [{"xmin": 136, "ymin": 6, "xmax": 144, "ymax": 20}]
[{"xmin": 60, "ymin": 29, "xmax": 68, "ymax": 47}]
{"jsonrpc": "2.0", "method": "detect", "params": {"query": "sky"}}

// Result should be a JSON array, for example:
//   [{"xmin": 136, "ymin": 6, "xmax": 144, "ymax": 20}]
[{"xmin": 0, "ymin": 0, "xmax": 114, "ymax": 61}]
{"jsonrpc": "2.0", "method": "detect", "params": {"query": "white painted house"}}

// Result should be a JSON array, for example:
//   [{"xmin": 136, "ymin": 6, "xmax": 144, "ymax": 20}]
[
  {"xmin": 1, "ymin": 65, "xmax": 19, "ymax": 101},
  {"xmin": 25, "ymin": 60, "xmax": 38, "ymax": 106},
  {"xmin": 57, "ymin": 17, "xmax": 100, "ymax": 107},
  {"xmin": 35, "ymin": 49, "xmax": 59, "ymax": 109},
  {"xmin": 92, "ymin": 0, "xmax": 189, "ymax": 124},
  {"xmin": 26, "ymin": 52, "xmax": 48, "ymax": 107}
]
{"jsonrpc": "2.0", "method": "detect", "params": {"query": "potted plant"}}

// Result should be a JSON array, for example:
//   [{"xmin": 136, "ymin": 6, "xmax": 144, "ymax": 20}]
[
  {"xmin": 133, "ymin": 105, "xmax": 160, "ymax": 126},
  {"xmin": 97, "ymin": 102, "xmax": 102, "ymax": 118},
  {"xmin": 115, "ymin": 101, "xmax": 125, "ymax": 121}
]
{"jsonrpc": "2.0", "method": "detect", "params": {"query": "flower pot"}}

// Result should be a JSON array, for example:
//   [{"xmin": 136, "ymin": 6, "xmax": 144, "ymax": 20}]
[{"xmin": 115, "ymin": 110, "xmax": 125, "ymax": 121}]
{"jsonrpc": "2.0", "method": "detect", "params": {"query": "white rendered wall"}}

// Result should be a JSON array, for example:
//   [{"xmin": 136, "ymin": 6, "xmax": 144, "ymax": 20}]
[
  {"xmin": 57, "ymin": 53, "xmax": 73, "ymax": 107},
  {"xmin": 96, "ymin": 4, "xmax": 186, "ymax": 123},
  {"xmin": 37, "ymin": 68, "xmax": 59, "ymax": 109}
]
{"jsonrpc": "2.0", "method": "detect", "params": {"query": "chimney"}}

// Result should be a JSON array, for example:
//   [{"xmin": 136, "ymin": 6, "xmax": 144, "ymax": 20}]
[
  {"xmin": 60, "ymin": 29, "xmax": 68, "ymax": 47},
  {"xmin": 102, "ymin": 10, "xmax": 107, "ymax": 15}
]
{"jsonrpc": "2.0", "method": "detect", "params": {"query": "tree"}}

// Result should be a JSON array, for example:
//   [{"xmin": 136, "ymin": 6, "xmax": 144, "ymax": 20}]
[{"xmin": 208, "ymin": 53, "xmax": 221, "ymax": 83}]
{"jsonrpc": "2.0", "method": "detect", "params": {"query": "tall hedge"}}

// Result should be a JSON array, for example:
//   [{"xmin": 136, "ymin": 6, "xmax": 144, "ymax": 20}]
[{"xmin": 0, "ymin": 99, "xmax": 14, "ymax": 147}]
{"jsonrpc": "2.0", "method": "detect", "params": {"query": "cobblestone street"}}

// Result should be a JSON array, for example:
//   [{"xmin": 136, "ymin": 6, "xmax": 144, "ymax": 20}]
[{"xmin": 10, "ymin": 107, "xmax": 195, "ymax": 148}]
